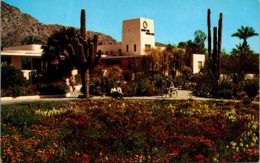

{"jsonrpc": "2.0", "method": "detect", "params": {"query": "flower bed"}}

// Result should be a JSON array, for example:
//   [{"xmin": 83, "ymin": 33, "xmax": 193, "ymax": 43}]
[{"xmin": 1, "ymin": 100, "xmax": 259, "ymax": 162}]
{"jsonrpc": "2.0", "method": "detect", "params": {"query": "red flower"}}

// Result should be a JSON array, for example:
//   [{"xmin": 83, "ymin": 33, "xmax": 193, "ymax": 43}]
[{"xmin": 115, "ymin": 157, "xmax": 121, "ymax": 162}]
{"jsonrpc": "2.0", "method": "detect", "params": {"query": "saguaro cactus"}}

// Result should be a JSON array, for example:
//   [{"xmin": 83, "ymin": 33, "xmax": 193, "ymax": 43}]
[
  {"xmin": 207, "ymin": 9, "xmax": 212, "ymax": 60},
  {"xmin": 207, "ymin": 9, "xmax": 223, "ymax": 97},
  {"xmin": 217, "ymin": 13, "xmax": 223, "ymax": 77},
  {"xmin": 68, "ymin": 9, "xmax": 101, "ymax": 98}
]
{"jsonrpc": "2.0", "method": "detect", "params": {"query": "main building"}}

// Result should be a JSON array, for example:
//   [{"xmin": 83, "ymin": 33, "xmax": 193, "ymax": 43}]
[{"xmin": 98, "ymin": 17, "xmax": 155, "ymax": 56}]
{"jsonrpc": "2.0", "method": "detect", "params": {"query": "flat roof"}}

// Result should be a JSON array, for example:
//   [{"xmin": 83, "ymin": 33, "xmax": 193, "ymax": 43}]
[
  {"xmin": 101, "ymin": 54, "xmax": 148, "ymax": 59},
  {"xmin": 1, "ymin": 51, "xmax": 42, "ymax": 57}
]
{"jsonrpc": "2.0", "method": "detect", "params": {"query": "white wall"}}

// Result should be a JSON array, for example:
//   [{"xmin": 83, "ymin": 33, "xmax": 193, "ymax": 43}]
[
  {"xmin": 122, "ymin": 18, "xmax": 155, "ymax": 55},
  {"xmin": 139, "ymin": 18, "xmax": 155, "ymax": 55},
  {"xmin": 97, "ymin": 43, "xmax": 122, "ymax": 56},
  {"xmin": 192, "ymin": 54, "xmax": 205, "ymax": 74}
]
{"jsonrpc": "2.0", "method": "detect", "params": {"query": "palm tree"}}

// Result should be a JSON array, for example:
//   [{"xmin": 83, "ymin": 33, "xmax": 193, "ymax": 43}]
[
  {"xmin": 231, "ymin": 26, "xmax": 258, "ymax": 47},
  {"xmin": 42, "ymin": 27, "xmax": 79, "ymax": 73},
  {"xmin": 231, "ymin": 43, "xmax": 253, "ymax": 56}
]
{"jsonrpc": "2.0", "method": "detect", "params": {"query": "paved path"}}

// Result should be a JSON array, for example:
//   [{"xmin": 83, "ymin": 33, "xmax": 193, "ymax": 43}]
[{"xmin": 1, "ymin": 88, "xmax": 259, "ymax": 105}]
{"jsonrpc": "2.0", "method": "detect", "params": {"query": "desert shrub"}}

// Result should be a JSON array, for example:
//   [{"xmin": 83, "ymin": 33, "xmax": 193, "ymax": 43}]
[
  {"xmin": 0, "ymin": 64, "xmax": 39, "ymax": 97},
  {"xmin": 244, "ymin": 78, "xmax": 259, "ymax": 98},
  {"xmin": 192, "ymin": 74, "xmax": 212, "ymax": 97},
  {"xmin": 1, "ymin": 85, "xmax": 39, "ymax": 97},
  {"xmin": 90, "ymin": 65, "xmax": 123, "ymax": 96},
  {"xmin": 37, "ymin": 81, "xmax": 69, "ymax": 95},
  {"xmin": 1, "ymin": 63, "xmax": 26, "ymax": 89},
  {"xmin": 217, "ymin": 80, "xmax": 233, "ymax": 99},
  {"xmin": 133, "ymin": 72, "xmax": 156, "ymax": 96},
  {"xmin": 121, "ymin": 81, "xmax": 136, "ymax": 96}
]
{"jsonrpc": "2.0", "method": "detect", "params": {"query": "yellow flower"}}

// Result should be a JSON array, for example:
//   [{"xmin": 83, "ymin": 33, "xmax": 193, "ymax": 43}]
[
  {"xmin": 230, "ymin": 141, "xmax": 237, "ymax": 147},
  {"xmin": 252, "ymin": 137, "xmax": 257, "ymax": 143},
  {"xmin": 212, "ymin": 157, "xmax": 219, "ymax": 162},
  {"xmin": 252, "ymin": 124, "xmax": 257, "ymax": 130}
]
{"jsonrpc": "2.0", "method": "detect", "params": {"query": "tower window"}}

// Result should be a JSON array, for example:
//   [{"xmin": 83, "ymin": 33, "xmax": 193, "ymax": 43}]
[
  {"xmin": 198, "ymin": 61, "xmax": 203, "ymax": 69},
  {"xmin": 145, "ymin": 44, "xmax": 151, "ymax": 49},
  {"xmin": 126, "ymin": 45, "xmax": 129, "ymax": 52},
  {"xmin": 134, "ymin": 44, "xmax": 136, "ymax": 52}
]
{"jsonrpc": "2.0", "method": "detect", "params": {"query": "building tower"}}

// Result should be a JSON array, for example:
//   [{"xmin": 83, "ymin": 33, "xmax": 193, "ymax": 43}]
[{"xmin": 122, "ymin": 18, "xmax": 155, "ymax": 55}]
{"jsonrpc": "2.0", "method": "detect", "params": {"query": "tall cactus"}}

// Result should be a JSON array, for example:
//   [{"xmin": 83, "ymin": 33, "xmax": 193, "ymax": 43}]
[
  {"xmin": 207, "ymin": 9, "xmax": 212, "ymax": 60},
  {"xmin": 217, "ymin": 13, "xmax": 223, "ymax": 77},
  {"xmin": 207, "ymin": 9, "xmax": 223, "ymax": 97},
  {"xmin": 68, "ymin": 9, "xmax": 101, "ymax": 98}
]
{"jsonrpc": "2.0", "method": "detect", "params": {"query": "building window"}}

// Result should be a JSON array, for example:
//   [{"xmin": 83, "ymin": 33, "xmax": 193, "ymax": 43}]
[
  {"xmin": 1, "ymin": 56, "xmax": 11, "ymax": 65},
  {"xmin": 21, "ymin": 58, "xmax": 32, "ymax": 70},
  {"xmin": 110, "ymin": 51, "xmax": 113, "ymax": 55},
  {"xmin": 198, "ymin": 61, "xmax": 203, "ymax": 70},
  {"xmin": 32, "ymin": 58, "xmax": 42, "ymax": 71},
  {"xmin": 134, "ymin": 44, "xmax": 136, "ymax": 52},
  {"xmin": 145, "ymin": 44, "xmax": 151, "ymax": 49},
  {"xmin": 118, "ymin": 49, "xmax": 122, "ymax": 56},
  {"xmin": 126, "ymin": 45, "xmax": 129, "ymax": 52}
]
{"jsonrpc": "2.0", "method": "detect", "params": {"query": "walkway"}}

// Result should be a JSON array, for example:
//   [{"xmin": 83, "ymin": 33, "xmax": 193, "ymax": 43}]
[{"xmin": 2, "ymin": 88, "xmax": 258, "ymax": 106}]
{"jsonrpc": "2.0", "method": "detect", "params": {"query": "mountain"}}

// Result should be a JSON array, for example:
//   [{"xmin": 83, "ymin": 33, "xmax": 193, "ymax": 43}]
[{"xmin": 1, "ymin": 1, "xmax": 117, "ymax": 47}]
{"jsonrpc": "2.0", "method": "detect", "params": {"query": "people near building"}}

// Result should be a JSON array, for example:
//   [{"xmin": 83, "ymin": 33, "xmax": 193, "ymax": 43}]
[
  {"xmin": 116, "ymin": 82, "xmax": 123, "ymax": 96},
  {"xmin": 65, "ymin": 76, "xmax": 70, "ymax": 87},
  {"xmin": 110, "ymin": 82, "xmax": 123, "ymax": 99},
  {"xmin": 110, "ymin": 85, "xmax": 117, "ymax": 94},
  {"xmin": 170, "ymin": 81, "xmax": 175, "ymax": 89},
  {"xmin": 70, "ymin": 76, "xmax": 76, "ymax": 92},
  {"xmin": 65, "ymin": 75, "xmax": 75, "ymax": 93}
]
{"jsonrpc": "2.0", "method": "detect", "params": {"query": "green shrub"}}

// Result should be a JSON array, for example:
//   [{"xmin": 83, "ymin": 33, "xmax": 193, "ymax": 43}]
[
  {"xmin": 121, "ymin": 81, "xmax": 136, "ymax": 96},
  {"xmin": 11, "ymin": 86, "xmax": 22, "ymax": 97},
  {"xmin": 244, "ymin": 79, "xmax": 259, "ymax": 98},
  {"xmin": 1, "ymin": 63, "xmax": 26, "ymax": 89},
  {"xmin": 1, "ymin": 85, "xmax": 38, "ymax": 97},
  {"xmin": 192, "ymin": 74, "xmax": 212, "ymax": 97},
  {"xmin": 217, "ymin": 80, "xmax": 233, "ymax": 99},
  {"xmin": 37, "ymin": 81, "xmax": 69, "ymax": 95},
  {"xmin": 0, "ymin": 64, "xmax": 39, "ymax": 97}
]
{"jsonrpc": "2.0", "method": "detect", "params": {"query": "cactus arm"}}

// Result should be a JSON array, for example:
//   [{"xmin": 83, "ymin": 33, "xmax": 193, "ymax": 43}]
[
  {"xmin": 89, "ymin": 42, "xmax": 95, "ymax": 67},
  {"xmin": 213, "ymin": 27, "xmax": 218, "ymax": 67},
  {"xmin": 80, "ymin": 9, "xmax": 86, "ymax": 39}
]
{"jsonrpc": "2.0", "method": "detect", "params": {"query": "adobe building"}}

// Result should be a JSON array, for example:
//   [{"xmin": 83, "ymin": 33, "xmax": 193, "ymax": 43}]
[
  {"xmin": 98, "ymin": 17, "xmax": 205, "ymax": 76},
  {"xmin": 98, "ymin": 18, "xmax": 155, "ymax": 56},
  {"xmin": 98, "ymin": 17, "xmax": 158, "ymax": 73},
  {"xmin": 192, "ymin": 54, "xmax": 205, "ymax": 74},
  {"xmin": 1, "ymin": 17, "xmax": 205, "ymax": 80},
  {"xmin": 1, "ymin": 44, "xmax": 43, "ymax": 80}
]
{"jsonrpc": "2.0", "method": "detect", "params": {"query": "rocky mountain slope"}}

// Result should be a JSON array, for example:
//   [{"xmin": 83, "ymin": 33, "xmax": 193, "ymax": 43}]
[{"xmin": 1, "ymin": 1, "xmax": 117, "ymax": 47}]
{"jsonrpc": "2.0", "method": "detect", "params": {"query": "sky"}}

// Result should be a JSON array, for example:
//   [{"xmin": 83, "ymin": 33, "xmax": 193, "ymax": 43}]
[{"xmin": 3, "ymin": 0, "xmax": 260, "ymax": 53}]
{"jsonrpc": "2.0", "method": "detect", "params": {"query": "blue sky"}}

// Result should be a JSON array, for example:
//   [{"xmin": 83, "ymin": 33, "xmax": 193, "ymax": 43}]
[{"xmin": 3, "ymin": 0, "xmax": 260, "ymax": 53}]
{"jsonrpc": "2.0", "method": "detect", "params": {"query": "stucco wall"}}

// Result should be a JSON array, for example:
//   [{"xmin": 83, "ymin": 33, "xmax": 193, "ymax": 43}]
[
  {"xmin": 192, "ymin": 54, "xmax": 205, "ymax": 74},
  {"xmin": 97, "ymin": 43, "xmax": 122, "ymax": 56}
]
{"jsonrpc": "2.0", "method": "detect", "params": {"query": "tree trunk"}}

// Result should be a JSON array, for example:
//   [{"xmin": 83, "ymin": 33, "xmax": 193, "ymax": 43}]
[{"xmin": 85, "ymin": 68, "xmax": 90, "ymax": 98}]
